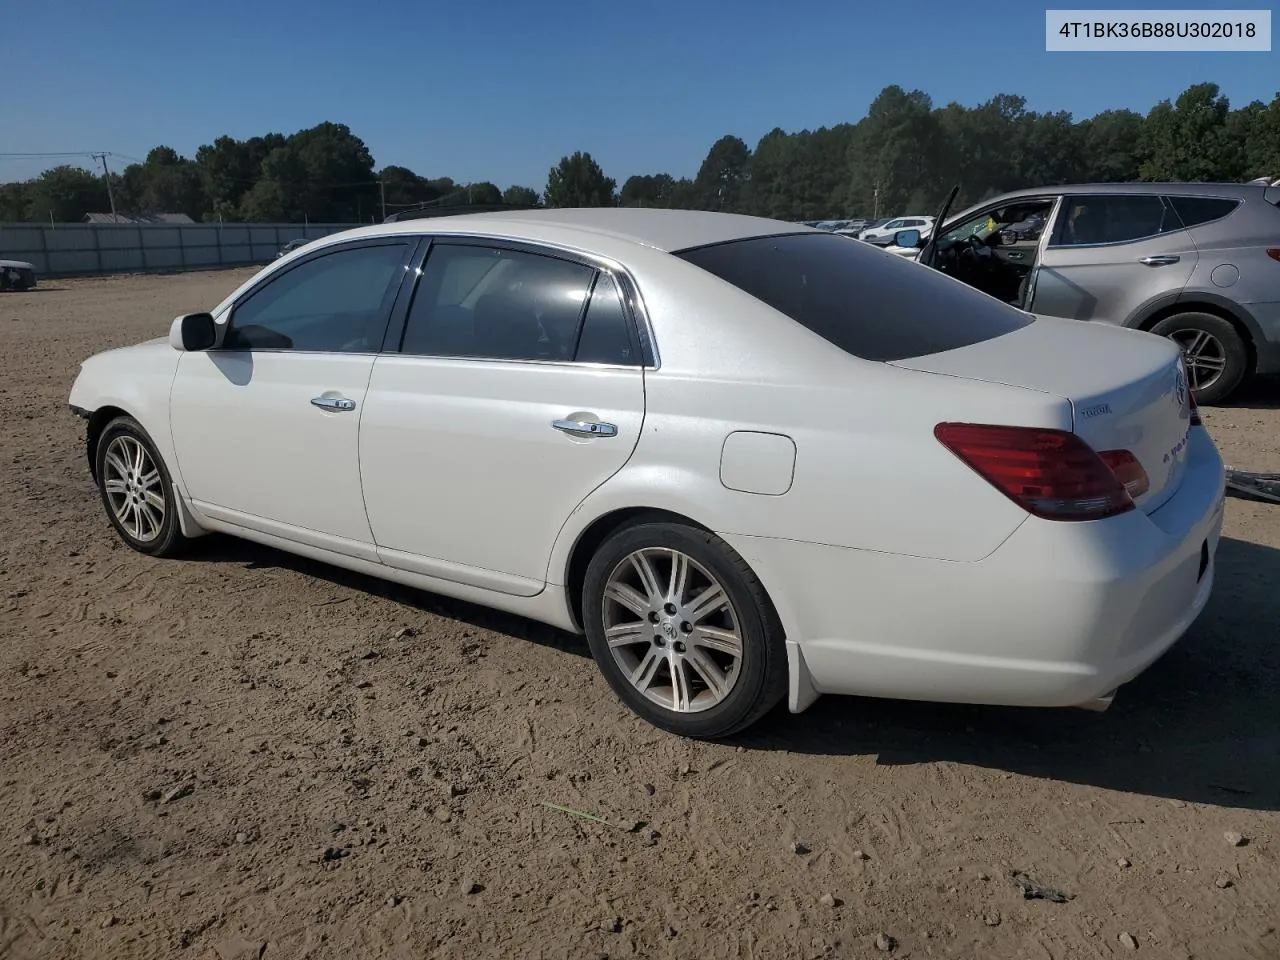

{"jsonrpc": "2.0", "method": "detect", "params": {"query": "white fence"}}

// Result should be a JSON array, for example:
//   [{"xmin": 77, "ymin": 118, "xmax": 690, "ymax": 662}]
[{"xmin": 0, "ymin": 221, "xmax": 360, "ymax": 278}]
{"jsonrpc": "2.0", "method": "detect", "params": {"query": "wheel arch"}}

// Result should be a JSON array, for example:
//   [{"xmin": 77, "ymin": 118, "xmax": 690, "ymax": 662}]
[
  {"xmin": 561, "ymin": 507, "xmax": 714, "ymax": 632},
  {"xmin": 86, "ymin": 405, "xmax": 133, "ymax": 482}
]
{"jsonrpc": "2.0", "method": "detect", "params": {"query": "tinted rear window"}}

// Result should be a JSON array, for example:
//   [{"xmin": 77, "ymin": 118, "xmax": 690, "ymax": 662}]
[
  {"xmin": 674, "ymin": 232, "xmax": 1034, "ymax": 362},
  {"xmin": 1167, "ymin": 195, "xmax": 1240, "ymax": 228}
]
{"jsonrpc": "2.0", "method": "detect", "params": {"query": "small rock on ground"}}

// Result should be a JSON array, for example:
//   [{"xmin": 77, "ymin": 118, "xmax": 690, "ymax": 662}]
[
  {"xmin": 1224, "ymin": 831, "xmax": 1247, "ymax": 847},
  {"xmin": 818, "ymin": 893, "xmax": 839, "ymax": 908},
  {"xmin": 792, "ymin": 841, "xmax": 810, "ymax": 855},
  {"xmin": 1215, "ymin": 875, "xmax": 1234, "ymax": 889},
  {"xmin": 433, "ymin": 806, "xmax": 452, "ymax": 823},
  {"xmin": 983, "ymin": 910, "xmax": 1001, "ymax": 927},
  {"xmin": 874, "ymin": 932, "xmax": 896, "ymax": 953},
  {"xmin": 1119, "ymin": 931, "xmax": 1138, "ymax": 950}
]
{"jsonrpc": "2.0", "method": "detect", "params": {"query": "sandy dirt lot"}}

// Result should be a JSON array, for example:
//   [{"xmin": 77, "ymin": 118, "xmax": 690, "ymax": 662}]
[{"xmin": 2, "ymin": 269, "xmax": 1278, "ymax": 960}]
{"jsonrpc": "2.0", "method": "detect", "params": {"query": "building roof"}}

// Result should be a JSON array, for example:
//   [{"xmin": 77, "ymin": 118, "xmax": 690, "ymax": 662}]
[{"xmin": 83, "ymin": 212, "xmax": 196, "ymax": 224}]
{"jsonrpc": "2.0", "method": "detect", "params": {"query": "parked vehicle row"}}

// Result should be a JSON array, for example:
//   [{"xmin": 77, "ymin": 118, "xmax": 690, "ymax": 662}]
[
  {"xmin": 891, "ymin": 180, "xmax": 1280, "ymax": 404},
  {"xmin": 69, "ymin": 206, "xmax": 1225, "ymax": 738}
]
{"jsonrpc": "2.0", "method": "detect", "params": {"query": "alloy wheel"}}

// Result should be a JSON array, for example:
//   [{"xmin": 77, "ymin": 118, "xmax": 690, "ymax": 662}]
[
  {"xmin": 1169, "ymin": 329, "xmax": 1227, "ymax": 392},
  {"xmin": 102, "ymin": 435, "xmax": 166, "ymax": 543},
  {"xmin": 601, "ymin": 547, "xmax": 743, "ymax": 713}
]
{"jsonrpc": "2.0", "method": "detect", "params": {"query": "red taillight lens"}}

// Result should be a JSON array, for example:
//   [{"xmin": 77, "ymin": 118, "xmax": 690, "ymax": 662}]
[
  {"xmin": 1266, "ymin": 248, "xmax": 1280, "ymax": 263},
  {"xmin": 1097, "ymin": 449, "xmax": 1151, "ymax": 499},
  {"xmin": 935, "ymin": 422, "xmax": 1136, "ymax": 521}
]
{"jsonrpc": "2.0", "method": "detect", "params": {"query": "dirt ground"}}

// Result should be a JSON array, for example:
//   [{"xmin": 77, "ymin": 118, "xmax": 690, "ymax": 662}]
[{"xmin": 1, "ymin": 269, "xmax": 1278, "ymax": 960}]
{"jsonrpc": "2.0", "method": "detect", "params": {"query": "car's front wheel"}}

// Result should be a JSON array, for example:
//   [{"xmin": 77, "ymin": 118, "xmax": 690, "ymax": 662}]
[
  {"xmin": 1149, "ymin": 311, "xmax": 1249, "ymax": 405},
  {"xmin": 94, "ymin": 415, "xmax": 189, "ymax": 557},
  {"xmin": 582, "ymin": 520, "xmax": 787, "ymax": 739}
]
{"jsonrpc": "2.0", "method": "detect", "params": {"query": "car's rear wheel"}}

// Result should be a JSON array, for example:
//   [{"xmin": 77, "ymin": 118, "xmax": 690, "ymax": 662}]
[
  {"xmin": 1149, "ymin": 311, "xmax": 1249, "ymax": 405},
  {"xmin": 582, "ymin": 520, "xmax": 787, "ymax": 739},
  {"xmin": 94, "ymin": 415, "xmax": 189, "ymax": 558}
]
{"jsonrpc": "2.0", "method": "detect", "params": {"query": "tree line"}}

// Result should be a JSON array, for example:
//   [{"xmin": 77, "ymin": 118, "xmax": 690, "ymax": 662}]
[{"xmin": 2, "ymin": 82, "xmax": 1277, "ymax": 225}]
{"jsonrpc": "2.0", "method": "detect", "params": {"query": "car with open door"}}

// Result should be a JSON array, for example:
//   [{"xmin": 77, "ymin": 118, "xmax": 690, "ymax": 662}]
[
  {"xmin": 68, "ymin": 208, "xmax": 1225, "ymax": 739},
  {"xmin": 894, "ymin": 181, "xmax": 1280, "ymax": 404}
]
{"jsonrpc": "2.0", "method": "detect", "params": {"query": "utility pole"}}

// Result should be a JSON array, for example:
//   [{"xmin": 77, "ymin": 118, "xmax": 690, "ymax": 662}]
[
  {"xmin": 378, "ymin": 180, "xmax": 386, "ymax": 221},
  {"xmin": 93, "ymin": 152, "xmax": 118, "ymax": 220}
]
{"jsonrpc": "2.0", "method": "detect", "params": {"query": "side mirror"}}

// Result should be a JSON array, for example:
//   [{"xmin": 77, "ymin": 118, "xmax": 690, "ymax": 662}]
[
  {"xmin": 894, "ymin": 229, "xmax": 921, "ymax": 248},
  {"xmin": 168, "ymin": 312, "xmax": 217, "ymax": 351}
]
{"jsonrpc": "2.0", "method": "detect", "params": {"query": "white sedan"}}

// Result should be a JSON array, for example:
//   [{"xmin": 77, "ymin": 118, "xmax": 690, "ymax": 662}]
[{"xmin": 68, "ymin": 209, "xmax": 1226, "ymax": 738}]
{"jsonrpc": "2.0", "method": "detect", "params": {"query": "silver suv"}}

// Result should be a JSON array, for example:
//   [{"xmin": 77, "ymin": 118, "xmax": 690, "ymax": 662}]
[{"xmin": 898, "ymin": 182, "xmax": 1280, "ymax": 403}]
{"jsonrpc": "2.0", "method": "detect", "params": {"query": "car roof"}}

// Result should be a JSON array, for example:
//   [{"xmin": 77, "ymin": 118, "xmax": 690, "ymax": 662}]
[
  {"xmin": 324, "ymin": 208, "xmax": 818, "ymax": 254},
  {"xmin": 990, "ymin": 181, "xmax": 1270, "ymax": 201}
]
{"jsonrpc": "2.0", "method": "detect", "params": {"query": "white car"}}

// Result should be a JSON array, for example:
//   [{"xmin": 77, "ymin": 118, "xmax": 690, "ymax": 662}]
[
  {"xmin": 860, "ymin": 216, "xmax": 934, "ymax": 244},
  {"xmin": 68, "ymin": 209, "xmax": 1226, "ymax": 739}
]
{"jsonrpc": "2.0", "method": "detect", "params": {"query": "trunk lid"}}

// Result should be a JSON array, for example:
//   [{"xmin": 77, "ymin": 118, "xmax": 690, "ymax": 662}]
[{"xmin": 891, "ymin": 315, "xmax": 1194, "ymax": 514}]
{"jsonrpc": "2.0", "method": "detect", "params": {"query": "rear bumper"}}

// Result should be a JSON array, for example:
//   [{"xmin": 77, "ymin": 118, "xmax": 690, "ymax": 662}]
[{"xmin": 724, "ymin": 427, "xmax": 1227, "ymax": 712}]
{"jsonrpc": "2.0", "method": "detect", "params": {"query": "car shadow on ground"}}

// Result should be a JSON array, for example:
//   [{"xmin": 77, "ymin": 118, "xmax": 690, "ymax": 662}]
[
  {"xmin": 190, "ymin": 534, "xmax": 1279, "ymax": 811},
  {"xmin": 1220, "ymin": 373, "xmax": 1280, "ymax": 410},
  {"xmin": 192, "ymin": 535, "xmax": 592, "ymax": 661},
  {"xmin": 743, "ymin": 535, "xmax": 1280, "ymax": 812}
]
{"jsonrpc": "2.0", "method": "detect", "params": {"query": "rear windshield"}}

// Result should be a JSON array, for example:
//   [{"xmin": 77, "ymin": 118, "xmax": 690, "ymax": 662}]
[{"xmin": 674, "ymin": 232, "xmax": 1034, "ymax": 362}]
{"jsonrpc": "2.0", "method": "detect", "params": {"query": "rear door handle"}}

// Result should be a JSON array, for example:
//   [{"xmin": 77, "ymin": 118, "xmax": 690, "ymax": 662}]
[
  {"xmin": 1139, "ymin": 254, "xmax": 1180, "ymax": 266},
  {"xmin": 552, "ymin": 418, "xmax": 617, "ymax": 437},
  {"xmin": 311, "ymin": 396, "xmax": 356, "ymax": 412},
  {"xmin": 1005, "ymin": 251, "xmax": 1025, "ymax": 260}
]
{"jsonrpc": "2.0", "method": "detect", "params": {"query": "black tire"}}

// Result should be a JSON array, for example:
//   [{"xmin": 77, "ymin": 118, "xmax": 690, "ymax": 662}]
[
  {"xmin": 1148, "ymin": 311, "xmax": 1249, "ymax": 405},
  {"xmin": 582, "ymin": 520, "xmax": 787, "ymax": 739},
  {"xmin": 93, "ymin": 415, "xmax": 190, "ymax": 558}
]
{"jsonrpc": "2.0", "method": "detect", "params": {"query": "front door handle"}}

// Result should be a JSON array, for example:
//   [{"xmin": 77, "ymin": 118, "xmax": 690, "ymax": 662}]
[
  {"xmin": 1005, "ymin": 251, "xmax": 1025, "ymax": 260},
  {"xmin": 1139, "ymin": 254, "xmax": 1180, "ymax": 266},
  {"xmin": 311, "ymin": 396, "xmax": 356, "ymax": 412},
  {"xmin": 552, "ymin": 418, "xmax": 617, "ymax": 437}
]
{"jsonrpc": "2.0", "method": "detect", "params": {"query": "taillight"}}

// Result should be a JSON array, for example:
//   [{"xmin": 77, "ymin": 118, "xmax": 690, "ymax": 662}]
[
  {"xmin": 1266, "ymin": 248, "xmax": 1280, "ymax": 263},
  {"xmin": 1098, "ymin": 449, "xmax": 1150, "ymax": 499},
  {"xmin": 935, "ymin": 422, "xmax": 1136, "ymax": 521}
]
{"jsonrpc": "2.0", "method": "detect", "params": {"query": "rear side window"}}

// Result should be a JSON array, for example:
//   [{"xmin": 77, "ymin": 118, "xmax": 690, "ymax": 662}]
[
  {"xmin": 575, "ymin": 273, "xmax": 639, "ymax": 365},
  {"xmin": 674, "ymin": 232, "xmax": 1034, "ymax": 362},
  {"xmin": 401, "ymin": 243, "xmax": 595, "ymax": 361},
  {"xmin": 1166, "ymin": 195, "xmax": 1240, "ymax": 228},
  {"xmin": 1052, "ymin": 195, "xmax": 1174, "ymax": 246}
]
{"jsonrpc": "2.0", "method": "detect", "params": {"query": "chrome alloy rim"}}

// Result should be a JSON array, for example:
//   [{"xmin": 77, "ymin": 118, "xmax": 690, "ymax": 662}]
[
  {"xmin": 102, "ymin": 435, "xmax": 165, "ymax": 542},
  {"xmin": 601, "ymin": 548, "xmax": 743, "ymax": 713},
  {"xmin": 1169, "ymin": 329, "xmax": 1226, "ymax": 392}
]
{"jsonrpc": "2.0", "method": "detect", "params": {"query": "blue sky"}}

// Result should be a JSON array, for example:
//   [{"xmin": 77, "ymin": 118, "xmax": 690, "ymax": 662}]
[{"xmin": 2, "ymin": 0, "xmax": 1276, "ymax": 189}]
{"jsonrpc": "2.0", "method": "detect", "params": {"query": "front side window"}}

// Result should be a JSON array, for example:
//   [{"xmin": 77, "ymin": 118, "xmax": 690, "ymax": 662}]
[
  {"xmin": 939, "ymin": 200, "xmax": 1056, "ymax": 245},
  {"xmin": 675, "ymin": 232, "xmax": 1034, "ymax": 362},
  {"xmin": 400, "ymin": 243, "xmax": 596, "ymax": 361},
  {"xmin": 224, "ymin": 242, "xmax": 409, "ymax": 351},
  {"xmin": 1052, "ymin": 194, "xmax": 1173, "ymax": 247}
]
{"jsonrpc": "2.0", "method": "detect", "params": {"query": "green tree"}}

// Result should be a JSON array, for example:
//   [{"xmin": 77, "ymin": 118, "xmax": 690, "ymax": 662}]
[
  {"xmin": 503, "ymin": 185, "xmax": 542, "ymax": 206},
  {"xmin": 694, "ymin": 135, "xmax": 752, "ymax": 210},
  {"xmin": 619, "ymin": 173, "xmax": 676, "ymax": 207},
  {"xmin": 545, "ymin": 151, "xmax": 616, "ymax": 207},
  {"xmin": 24, "ymin": 165, "xmax": 110, "ymax": 221},
  {"xmin": 1139, "ymin": 82, "xmax": 1234, "ymax": 181}
]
